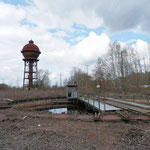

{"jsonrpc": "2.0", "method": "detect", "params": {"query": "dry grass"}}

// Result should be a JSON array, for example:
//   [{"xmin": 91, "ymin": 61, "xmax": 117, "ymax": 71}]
[
  {"xmin": 13, "ymin": 99, "xmax": 53, "ymax": 109},
  {"xmin": 0, "ymin": 87, "xmax": 66, "ymax": 101}
]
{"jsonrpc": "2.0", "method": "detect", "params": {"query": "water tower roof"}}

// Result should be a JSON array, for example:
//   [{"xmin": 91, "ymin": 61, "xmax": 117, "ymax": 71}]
[
  {"xmin": 22, "ymin": 40, "xmax": 41, "ymax": 53},
  {"xmin": 21, "ymin": 40, "xmax": 41, "ymax": 59}
]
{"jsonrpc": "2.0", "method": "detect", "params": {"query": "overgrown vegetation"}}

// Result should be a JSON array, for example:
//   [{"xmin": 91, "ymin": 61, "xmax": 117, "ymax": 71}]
[
  {"xmin": 66, "ymin": 41, "xmax": 150, "ymax": 100},
  {"xmin": 0, "ymin": 87, "xmax": 66, "ymax": 101},
  {"xmin": 35, "ymin": 69, "xmax": 51, "ymax": 89},
  {"xmin": 0, "ymin": 83, "xmax": 10, "ymax": 90}
]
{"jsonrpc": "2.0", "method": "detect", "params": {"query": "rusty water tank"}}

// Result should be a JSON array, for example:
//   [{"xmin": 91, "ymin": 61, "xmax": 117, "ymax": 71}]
[{"xmin": 21, "ymin": 40, "xmax": 41, "ymax": 59}]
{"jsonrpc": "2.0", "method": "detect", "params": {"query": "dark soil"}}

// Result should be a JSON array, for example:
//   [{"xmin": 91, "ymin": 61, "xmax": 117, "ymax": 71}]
[{"xmin": 0, "ymin": 108, "xmax": 150, "ymax": 150}]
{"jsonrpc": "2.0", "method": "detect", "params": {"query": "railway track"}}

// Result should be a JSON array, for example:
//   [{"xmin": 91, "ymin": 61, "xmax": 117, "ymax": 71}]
[
  {"xmin": 100, "ymin": 97, "xmax": 150, "ymax": 115},
  {"xmin": 79, "ymin": 96, "xmax": 150, "ymax": 116}
]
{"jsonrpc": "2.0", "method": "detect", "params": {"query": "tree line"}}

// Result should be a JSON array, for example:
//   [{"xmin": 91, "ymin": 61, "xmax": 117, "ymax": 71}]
[{"xmin": 67, "ymin": 41, "xmax": 150, "ymax": 96}]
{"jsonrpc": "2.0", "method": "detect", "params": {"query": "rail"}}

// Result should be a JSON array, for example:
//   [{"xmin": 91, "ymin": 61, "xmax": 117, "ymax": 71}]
[{"xmin": 78, "ymin": 93, "xmax": 150, "ymax": 115}]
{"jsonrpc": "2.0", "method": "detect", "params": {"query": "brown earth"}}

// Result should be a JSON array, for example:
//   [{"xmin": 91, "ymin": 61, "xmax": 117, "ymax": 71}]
[{"xmin": 0, "ymin": 108, "xmax": 150, "ymax": 150}]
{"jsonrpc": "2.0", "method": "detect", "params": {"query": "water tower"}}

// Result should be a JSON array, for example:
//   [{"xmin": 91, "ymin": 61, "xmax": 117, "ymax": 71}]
[{"xmin": 21, "ymin": 40, "xmax": 41, "ymax": 89}]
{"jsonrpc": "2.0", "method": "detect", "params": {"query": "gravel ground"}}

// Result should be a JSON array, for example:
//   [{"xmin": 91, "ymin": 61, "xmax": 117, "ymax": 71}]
[{"xmin": 0, "ymin": 108, "xmax": 150, "ymax": 150}]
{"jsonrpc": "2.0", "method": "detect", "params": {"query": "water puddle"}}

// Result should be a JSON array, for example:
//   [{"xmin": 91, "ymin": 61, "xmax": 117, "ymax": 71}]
[
  {"xmin": 48, "ymin": 108, "xmax": 67, "ymax": 114},
  {"xmin": 48, "ymin": 106, "xmax": 93, "ymax": 114}
]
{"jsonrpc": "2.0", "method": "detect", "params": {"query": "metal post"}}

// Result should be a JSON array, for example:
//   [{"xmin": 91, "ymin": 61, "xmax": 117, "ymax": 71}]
[
  {"xmin": 104, "ymin": 97, "xmax": 106, "ymax": 112},
  {"xmin": 86, "ymin": 97, "xmax": 88, "ymax": 111},
  {"xmin": 35, "ymin": 61, "xmax": 38, "ymax": 82},
  {"xmin": 98, "ymin": 99, "xmax": 100, "ymax": 112},
  {"xmin": 98, "ymin": 94, "xmax": 100, "ymax": 111},
  {"xmin": 59, "ymin": 73, "xmax": 62, "ymax": 87},
  {"xmin": 23, "ymin": 60, "xmax": 26, "ymax": 88},
  {"xmin": 88, "ymin": 94, "xmax": 89, "ymax": 107},
  {"xmin": 93, "ymin": 95, "xmax": 95, "ymax": 111}
]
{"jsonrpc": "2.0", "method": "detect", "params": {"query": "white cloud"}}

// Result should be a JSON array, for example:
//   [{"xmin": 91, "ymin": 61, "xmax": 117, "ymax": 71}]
[
  {"xmin": 131, "ymin": 40, "xmax": 150, "ymax": 71},
  {"xmin": 0, "ymin": 2, "xmax": 25, "ymax": 26},
  {"xmin": 23, "ymin": 0, "xmax": 150, "ymax": 35},
  {"xmin": 36, "ymin": 32, "xmax": 111, "ymax": 84},
  {"xmin": 54, "ymin": 31, "xmax": 68, "ymax": 37},
  {"xmin": 24, "ymin": 0, "xmax": 103, "ymax": 31},
  {"xmin": 131, "ymin": 40, "xmax": 149, "ymax": 56},
  {"xmin": 75, "ymin": 32, "xmax": 110, "ymax": 63},
  {"xmin": 70, "ymin": 36, "xmax": 85, "ymax": 42}
]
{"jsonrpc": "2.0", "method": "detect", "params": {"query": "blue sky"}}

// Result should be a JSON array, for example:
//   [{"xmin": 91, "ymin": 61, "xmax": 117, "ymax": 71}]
[
  {"xmin": 49, "ymin": 24, "xmax": 150, "ymax": 46},
  {"xmin": 49, "ymin": 25, "xmax": 106, "ymax": 45},
  {"xmin": 0, "ymin": 0, "xmax": 31, "ymax": 6},
  {"xmin": 110, "ymin": 32, "xmax": 150, "ymax": 44},
  {"xmin": 0, "ymin": 0, "xmax": 150, "ymax": 86}
]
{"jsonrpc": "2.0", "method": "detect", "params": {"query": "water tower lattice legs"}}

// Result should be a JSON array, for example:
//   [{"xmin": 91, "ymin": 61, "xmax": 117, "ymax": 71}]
[{"xmin": 23, "ymin": 59, "xmax": 38, "ymax": 88}]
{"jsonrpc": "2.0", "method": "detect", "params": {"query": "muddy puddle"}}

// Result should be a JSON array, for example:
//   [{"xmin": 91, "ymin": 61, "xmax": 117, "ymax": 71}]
[{"xmin": 48, "ymin": 105, "xmax": 94, "ymax": 114}]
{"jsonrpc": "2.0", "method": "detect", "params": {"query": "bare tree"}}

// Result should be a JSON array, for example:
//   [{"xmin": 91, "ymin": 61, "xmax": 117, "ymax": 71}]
[
  {"xmin": 36, "ymin": 69, "xmax": 51, "ymax": 89},
  {"xmin": 67, "ymin": 67, "xmax": 95, "ymax": 94}
]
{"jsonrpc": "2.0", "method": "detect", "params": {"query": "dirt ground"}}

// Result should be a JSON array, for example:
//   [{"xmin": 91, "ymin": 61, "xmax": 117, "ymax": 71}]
[{"xmin": 0, "ymin": 108, "xmax": 150, "ymax": 150}]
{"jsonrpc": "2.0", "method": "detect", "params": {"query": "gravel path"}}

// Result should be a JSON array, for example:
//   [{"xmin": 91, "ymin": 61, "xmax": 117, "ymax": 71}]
[{"xmin": 0, "ymin": 108, "xmax": 150, "ymax": 150}]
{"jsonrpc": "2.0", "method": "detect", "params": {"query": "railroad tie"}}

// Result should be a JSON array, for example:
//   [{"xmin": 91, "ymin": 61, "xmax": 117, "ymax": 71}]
[{"xmin": 118, "ymin": 111, "xmax": 130, "ymax": 120}]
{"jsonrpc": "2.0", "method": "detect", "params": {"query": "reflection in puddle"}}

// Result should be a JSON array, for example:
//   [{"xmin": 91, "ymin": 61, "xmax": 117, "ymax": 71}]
[
  {"xmin": 48, "ymin": 108, "xmax": 67, "ymax": 114},
  {"xmin": 48, "ymin": 106, "xmax": 90, "ymax": 114}
]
